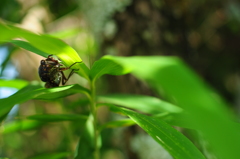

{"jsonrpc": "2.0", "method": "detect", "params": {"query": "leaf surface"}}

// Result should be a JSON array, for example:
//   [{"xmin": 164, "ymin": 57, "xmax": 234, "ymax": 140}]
[
  {"xmin": 0, "ymin": 21, "xmax": 89, "ymax": 79},
  {"xmin": 0, "ymin": 79, "xmax": 28, "ymax": 89},
  {"xmin": 1, "ymin": 120, "xmax": 43, "ymax": 134},
  {"xmin": 0, "ymin": 84, "xmax": 89, "ymax": 121},
  {"xmin": 100, "ymin": 55, "xmax": 240, "ymax": 159},
  {"xmin": 98, "ymin": 94, "xmax": 182, "ymax": 114},
  {"xmin": 117, "ymin": 107, "xmax": 206, "ymax": 159}
]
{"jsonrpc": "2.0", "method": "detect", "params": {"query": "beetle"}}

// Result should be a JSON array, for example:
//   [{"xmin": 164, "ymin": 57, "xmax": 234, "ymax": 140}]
[{"xmin": 38, "ymin": 55, "xmax": 81, "ymax": 88}]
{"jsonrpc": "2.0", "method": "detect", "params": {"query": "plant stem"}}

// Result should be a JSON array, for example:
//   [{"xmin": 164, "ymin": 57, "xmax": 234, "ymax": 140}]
[{"xmin": 90, "ymin": 79, "xmax": 99, "ymax": 159}]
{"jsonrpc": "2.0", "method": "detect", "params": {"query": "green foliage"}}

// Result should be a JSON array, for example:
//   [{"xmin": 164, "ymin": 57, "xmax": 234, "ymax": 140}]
[
  {"xmin": 9, "ymin": 40, "xmax": 50, "ymax": 58},
  {"xmin": 1, "ymin": 120, "xmax": 43, "ymax": 134},
  {"xmin": 0, "ymin": 21, "xmax": 89, "ymax": 79},
  {"xmin": 117, "ymin": 107, "xmax": 206, "ymax": 159},
  {"xmin": 0, "ymin": 79, "xmax": 28, "ymax": 89},
  {"xmin": 98, "ymin": 119, "xmax": 135, "ymax": 131},
  {"xmin": 99, "ymin": 55, "xmax": 240, "ymax": 158},
  {"xmin": 97, "ymin": 94, "xmax": 182, "ymax": 114},
  {"xmin": 1, "ymin": 21, "xmax": 240, "ymax": 159},
  {"xmin": 0, "ymin": 84, "xmax": 89, "ymax": 121}
]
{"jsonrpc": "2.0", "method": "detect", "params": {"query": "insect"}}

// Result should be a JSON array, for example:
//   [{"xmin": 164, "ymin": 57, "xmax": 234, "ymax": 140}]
[{"xmin": 38, "ymin": 55, "xmax": 81, "ymax": 88}]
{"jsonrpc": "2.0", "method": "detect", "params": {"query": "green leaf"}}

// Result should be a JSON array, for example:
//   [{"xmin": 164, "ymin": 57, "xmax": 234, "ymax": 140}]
[
  {"xmin": 0, "ymin": 79, "xmax": 28, "ymax": 89},
  {"xmin": 101, "ymin": 102, "xmax": 195, "ymax": 129},
  {"xmin": 10, "ymin": 40, "xmax": 49, "ymax": 57},
  {"xmin": 152, "ymin": 112, "xmax": 201, "ymax": 130},
  {"xmin": 0, "ymin": 23, "xmax": 16, "ymax": 41},
  {"xmin": 98, "ymin": 118, "xmax": 135, "ymax": 131},
  {"xmin": 0, "ymin": 21, "xmax": 89, "ymax": 79},
  {"xmin": 97, "ymin": 94, "xmax": 182, "ymax": 114},
  {"xmin": 1, "ymin": 120, "xmax": 43, "ymax": 134},
  {"xmin": 117, "ymin": 107, "xmax": 206, "ymax": 159},
  {"xmin": 90, "ymin": 58, "xmax": 130, "ymax": 81},
  {"xmin": 0, "ymin": 84, "xmax": 41, "ymax": 122},
  {"xmin": 102, "ymin": 55, "xmax": 240, "ymax": 159},
  {"xmin": 28, "ymin": 114, "xmax": 88, "ymax": 122},
  {"xmin": 99, "ymin": 97, "xmax": 193, "ymax": 131},
  {"xmin": 0, "ymin": 84, "xmax": 90, "ymax": 121},
  {"xmin": 33, "ymin": 84, "xmax": 90, "ymax": 100}
]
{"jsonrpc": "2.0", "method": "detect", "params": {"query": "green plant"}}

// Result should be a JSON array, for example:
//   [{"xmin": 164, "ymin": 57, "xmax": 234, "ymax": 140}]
[{"xmin": 0, "ymin": 21, "xmax": 240, "ymax": 159}]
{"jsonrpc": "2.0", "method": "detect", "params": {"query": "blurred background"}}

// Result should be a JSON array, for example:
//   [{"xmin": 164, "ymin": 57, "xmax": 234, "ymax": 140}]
[{"xmin": 1, "ymin": 0, "xmax": 240, "ymax": 158}]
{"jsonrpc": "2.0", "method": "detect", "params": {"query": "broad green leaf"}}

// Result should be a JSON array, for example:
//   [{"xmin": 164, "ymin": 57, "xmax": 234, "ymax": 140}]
[
  {"xmin": 0, "ymin": 79, "xmax": 28, "ymax": 89},
  {"xmin": 0, "ymin": 84, "xmax": 42, "ymax": 122},
  {"xmin": 8, "ymin": 24, "xmax": 81, "ymax": 64},
  {"xmin": 33, "ymin": 84, "xmax": 90, "ymax": 100},
  {"xmin": 117, "ymin": 107, "xmax": 206, "ymax": 159},
  {"xmin": 0, "ymin": 84, "xmax": 90, "ymax": 121},
  {"xmin": 10, "ymin": 40, "xmax": 49, "ymax": 57},
  {"xmin": 97, "ymin": 94, "xmax": 192, "ymax": 130},
  {"xmin": 102, "ymin": 55, "xmax": 240, "ymax": 159},
  {"xmin": 89, "ymin": 58, "xmax": 130, "ymax": 81},
  {"xmin": 103, "ymin": 102, "xmax": 195, "ymax": 129},
  {"xmin": 1, "ymin": 120, "xmax": 43, "ymax": 134},
  {"xmin": 98, "ymin": 118, "xmax": 135, "ymax": 131},
  {"xmin": 0, "ymin": 21, "xmax": 89, "ymax": 79},
  {"xmin": 28, "ymin": 114, "xmax": 88, "ymax": 122},
  {"xmin": 97, "ymin": 94, "xmax": 182, "ymax": 114},
  {"xmin": 30, "ymin": 152, "xmax": 71, "ymax": 159},
  {"xmin": 0, "ymin": 23, "xmax": 16, "ymax": 41},
  {"xmin": 153, "ymin": 112, "xmax": 199, "ymax": 130}
]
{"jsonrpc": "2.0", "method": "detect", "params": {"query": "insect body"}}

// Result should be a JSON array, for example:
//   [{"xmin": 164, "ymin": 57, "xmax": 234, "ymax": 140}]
[{"xmin": 38, "ymin": 55, "xmax": 81, "ymax": 88}]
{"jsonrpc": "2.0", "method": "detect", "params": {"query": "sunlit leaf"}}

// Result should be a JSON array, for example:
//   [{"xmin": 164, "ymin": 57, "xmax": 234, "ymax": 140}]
[
  {"xmin": 1, "ymin": 120, "xmax": 43, "ymax": 134},
  {"xmin": 10, "ymin": 40, "xmax": 49, "ymax": 57},
  {"xmin": 0, "ymin": 79, "xmax": 28, "ymax": 89},
  {"xmin": 98, "ymin": 118, "xmax": 135, "ymax": 131},
  {"xmin": 102, "ymin": 55, "xmax": 240, "ymax": 159},
  {"xmin": 89, "ymin": 58, "xmax": 130, "ymax": 81},
  {"xmin": 0, "ymin": 21, "xmax": 89, "ymax": 79},
  {"xmin": 97, "ymin": 94, "xmax": 182, "ymax": 114},
  {"xmin": 33, "ymin": 84, "xmax": 90, "ymax": 100},
  {"xmin": 0, "ymin": 84, "xmax": 90, "ymax": 121}
]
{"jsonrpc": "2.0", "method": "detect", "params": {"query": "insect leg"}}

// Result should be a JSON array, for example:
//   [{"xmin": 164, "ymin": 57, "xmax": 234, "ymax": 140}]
[
  {"xmin": 60, "ymin": 62, "xmax": 82, "ymax": 85},
  {"xmin": 59, "ymin": 61, "xmax": 82, "ymax": 73},
  {"xmin": 68, "ymin": 62, "xmax": 82, "ymax": 69},
  {"xmin": 61, "ymin": 69, "xmax": 76, "ymax": 85}
]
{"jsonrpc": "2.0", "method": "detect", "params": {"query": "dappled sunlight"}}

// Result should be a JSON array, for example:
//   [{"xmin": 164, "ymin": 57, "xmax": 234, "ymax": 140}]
[{"xmin": 1, "ymin": 1, "xmax": 240, "ymax": 159}]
